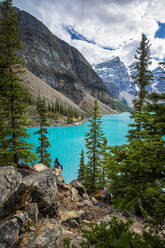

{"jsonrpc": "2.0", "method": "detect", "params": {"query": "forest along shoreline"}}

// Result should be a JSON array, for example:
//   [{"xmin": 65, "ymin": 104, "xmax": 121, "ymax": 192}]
[
  {"xmin": 25, "ymin": 111, "xmax": 123, "ymax": 128},
  {"xmin": 25, "ymin": 118, "xmax": 86, "ymax": 128}
]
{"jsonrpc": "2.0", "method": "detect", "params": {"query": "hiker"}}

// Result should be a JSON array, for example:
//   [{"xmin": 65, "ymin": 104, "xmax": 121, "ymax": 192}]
[{"xmin": 54, "ymin": 158, "xmax": 63, "ymax": 171}]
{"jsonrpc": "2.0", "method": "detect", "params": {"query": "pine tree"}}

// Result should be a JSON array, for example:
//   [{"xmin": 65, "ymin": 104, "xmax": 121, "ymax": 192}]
[
  {"xmin": 85, "ymin": 100, "xmax": 105, "ymax": 194},
  {"xmin": 145, "ymin": 62, "xmax": 165, "ymax": 137},
  {"xmin": 99, "ymin": 136, "xmax": 108, "ymax": 189},
  {"xmin": 104, "ymin": 35, "xmax": 165, "ymax": 228},
  {"xmin": 77, "ymin": 149, "xmax": 86, "ymax": 183},
  {"xmin": 55, "ymin": 98, "xmax": 60, "ymax": 113},
  {"xmin": 128, "ymin": 33, "xmax": 153, "ymax": 141},
  {"xmin": 0, "ymin": 0, "xmax": 37, "ymax": 166},
  {"xmin": 34, "ymin": 96, "xmax": 52, "ymax": 167}
]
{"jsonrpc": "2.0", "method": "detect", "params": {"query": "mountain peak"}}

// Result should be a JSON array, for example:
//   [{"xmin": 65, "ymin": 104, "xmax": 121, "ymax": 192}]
[
  {"xmin": 95, "ymin": 57, "xmax": 165, "ymax": 107},
  {"xmin": 95, "ymin": 56, "xmax": 123, "ymax": 69}
]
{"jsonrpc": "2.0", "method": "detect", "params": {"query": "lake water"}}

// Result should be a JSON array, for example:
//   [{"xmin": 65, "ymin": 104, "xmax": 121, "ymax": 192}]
[{"xmin": 27, "ymin": 112, "xmax": 131, "ymax": 183}]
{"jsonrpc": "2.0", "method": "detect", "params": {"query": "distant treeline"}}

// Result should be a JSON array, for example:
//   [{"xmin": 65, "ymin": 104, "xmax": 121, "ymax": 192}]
[{"xmin": 24, "ymin": 94, "xmax": 84, "ymax": 124}]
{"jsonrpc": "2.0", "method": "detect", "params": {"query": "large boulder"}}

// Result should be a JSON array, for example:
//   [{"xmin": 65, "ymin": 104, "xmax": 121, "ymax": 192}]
[
  {"xmin": 70, "ymin": 180, "xmax": 86, "ymax": 196},
  {"xmin": 33, "ymin": 163, "xmax": 48, "ymax": 172},
  {"xmin": 0, "ymin": 212, "xmax": 28, "ymax": 248},
  {"xmin": 0, "ymin": 167, "xmax": 22, "ymax": 208},
  {"xmin": 0, "ymin": 167, "xmax": 32, "ymax": 218},
  {"xmin": 70, "ymin": 180, "xmax": 93, "ymax": 207},
  {"xmin": 0, "ymin": 182, "xmax": 32, "ymax": 218},
  {"xmin": 23, "ymin": 168, "xmax": 58, "ymax": 216},
  {"xmin": 0, "ymin": 167, "xmax": 58, "ymax": 218}
]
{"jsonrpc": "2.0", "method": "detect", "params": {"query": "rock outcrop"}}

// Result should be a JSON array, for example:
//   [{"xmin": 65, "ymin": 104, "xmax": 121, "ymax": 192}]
[
  {"xmin": 0, "ymin": 212, "xmax": 28, "ymax": 248},
  {"xmin": 0, "ymin": 165, "xmax": 153, "ymax": 247}
]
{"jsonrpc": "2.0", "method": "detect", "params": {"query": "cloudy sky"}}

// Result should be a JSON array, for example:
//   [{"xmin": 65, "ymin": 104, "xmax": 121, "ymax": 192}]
[{"xmin": 14, "ymin": 0, "xmax": 165, "ymax": 68}]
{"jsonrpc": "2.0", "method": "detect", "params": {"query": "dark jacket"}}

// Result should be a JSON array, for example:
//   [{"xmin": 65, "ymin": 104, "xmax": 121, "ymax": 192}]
[{"xmin": 54, "ymin": 160, "xmax": 63, "ymax": 170}]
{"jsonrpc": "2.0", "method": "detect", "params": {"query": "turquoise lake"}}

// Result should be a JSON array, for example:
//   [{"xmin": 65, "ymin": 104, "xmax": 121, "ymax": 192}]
[{"xmin": 27, "ymin": 112, "xmax": 131, "ymax": 183}]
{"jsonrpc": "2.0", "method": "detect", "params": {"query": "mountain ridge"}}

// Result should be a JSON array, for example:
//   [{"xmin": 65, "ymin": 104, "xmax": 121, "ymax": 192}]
[
  {"xmin": 94, "ymin": 57, "xmax": 165, "ymax": 107},
  {"xmin": 16, "ymin": 8, "xmax": 119, "ymax": 113}
]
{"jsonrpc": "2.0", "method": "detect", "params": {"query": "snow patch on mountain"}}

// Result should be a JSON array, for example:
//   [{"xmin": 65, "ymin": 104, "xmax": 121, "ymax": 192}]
[{"xmin": 94, "ymin": 57, "xmax": 165, "ymax": 107}]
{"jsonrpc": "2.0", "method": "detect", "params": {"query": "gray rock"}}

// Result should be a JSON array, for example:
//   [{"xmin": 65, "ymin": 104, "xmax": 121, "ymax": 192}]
[
  {"xmin": 70, "ymin": 180, "xmax": 86, "ymax": 196},
  {"xmin": 0, "ymin": 167, "xmax": 32, "ymax": 218},
  {"xmin": 60, "ymin": 210, "xmax": 85, "ymax": 224},
  {"xmin": 23, "ymin": 168, "xmax": 58, "ymax": 216},
  {"xmin": 83, "ymin": 198, "xmax": 94, "ymax": 208},
  {"xmin": 57, "ymin": 180, "xmax": 71, "ymax": 191},
  {"xmin": 0, "ymin": 167, "xmax": 58, "ymax": 218},
  {"xmin": 0, "ymin": 167, "xmax": 22, "ymax": 208},
  {"xmin": 70, "ymin": 180, "xmax": 94, "ymax": 207},
  {"xmin": 0, "ymin": 212, "xmax": 28, "ymax": 248},
  {"xmin": 66, "ymin": 219, "xmax": 80, "ymax": 228},
  {"xmin": 71, "ymin": 187, "xmax": 80, "ymax": 201},
  {"xmin": 26, "ymin": 219, "xmax": 62, "ymax": 248},
  {"xmin": 25, "ymin": 203, "xmax": 39, "ymax": 223},
  {"xmin": 82, "ymin": 210, "xmax": 94, "ymax": 221},
  {"xmin": 0, "ymin": 182, "xmax": 32, "ymax": 218}
]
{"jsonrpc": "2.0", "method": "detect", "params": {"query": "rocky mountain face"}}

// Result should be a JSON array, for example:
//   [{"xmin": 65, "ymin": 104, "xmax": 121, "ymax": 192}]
[
  {"xmin": 16, "ymin": 9, "xmax": 115, "ymax": 112},
  {"xmin": 23, "ymin": 69, "xmax": 117, "ymax": 127},
  {"xmin": 0, "ymin": 164, "xmax": 147, "ymax": 247},
  {"xmin": 94, "ymin": 57, "xmax": 165, "ymax": 107}
]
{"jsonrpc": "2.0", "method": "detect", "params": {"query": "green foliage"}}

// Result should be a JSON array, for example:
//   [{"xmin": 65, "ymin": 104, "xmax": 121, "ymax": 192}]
[
  {"xmin": 63, "ymin": 238, "xmax": 77, "ymax": 248},
  {"xmin": 84, "ymin": 100, "xmax": 106, "ymax": 194},
  {"xmin": 99, "ymin": 136, "xmax": 108, "ymax": 189},
  {"xmin": 0, "ymin": 0, "xmax": 37, "ymax": 166},
  {"xmin": 128, "ymin": 34, "xmax": 153, "ymax": 141},
  {"xmin": 48, "ymin": 98, "xmax": 80, "ymax": 122},
  {"xmin": 64, "ymin": 217, "xmax": 165, "ymax": 248},
  {"xmin": 34, "ymin": 96, "xmax": 52, "ymax": 167},
  {"xmin": 105, "ymin": 138, "xmax": 165, "ymax": 226},
  {"xmin": 78, "ymin": 149, "xmax": 86, "ymax": 182},
  {"xmin": 103, "ymin": 35, "xmax": 165, "ymax": 229},
  {"xmin": 100, "ymin": 36, "xmax": 164, "ymax": 231}
]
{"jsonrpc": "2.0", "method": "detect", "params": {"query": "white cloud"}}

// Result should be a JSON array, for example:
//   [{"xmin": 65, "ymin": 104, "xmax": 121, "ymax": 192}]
[
  {"xmin": 151, "ymin": 38, "xmax": 165, "ymax": 60},
  {"xmin": 14, "ymin": 0, "xmax": 165, "ymax": 67}
]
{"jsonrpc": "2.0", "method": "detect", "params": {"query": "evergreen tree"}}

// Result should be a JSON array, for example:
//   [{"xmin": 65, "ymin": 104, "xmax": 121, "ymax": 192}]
[
  {"xmin": 34, "ymin": 96, "xmax": 52, "ymax": 167},
  {"xmin": 55, "ymin": 98, "xmax": 60, "ymax": 113},
  {"xmin": 145, "ymin": 62, "xmax": 165, "ymax": 137},
  {"xmin": 0, "ymin": 0, "xmax": 37, "ymax": 166},
  {"xmin": 85, "ymin": 100, "xmax": 105, "ymax": 194},
  {"xmin": 99, "ymin": 136, "xmax": 108, "ymax": 189},
  {"xmin": 128, "ymin": 33, "xmax": 153, "ymax": 141},
  {"xmin": 104, "ymin": 35, "xmax": 165, "ymax": 228},
  {"xmin": 77, "ymin": 149, "xmax": 86, "ymax": 183}
]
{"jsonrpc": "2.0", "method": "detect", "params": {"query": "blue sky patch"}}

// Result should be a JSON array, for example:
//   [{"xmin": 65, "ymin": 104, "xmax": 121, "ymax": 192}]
[
  {"xmin": 64, "ymin": 25, "xmax": 96, "ymax": 44},
  {"xmin": 155, "ymin": 22, "xmax": 165, "ymax": 38},
  {"xmin": 102, "ymin": 46, "xmax": 115, "ymax": 51}
]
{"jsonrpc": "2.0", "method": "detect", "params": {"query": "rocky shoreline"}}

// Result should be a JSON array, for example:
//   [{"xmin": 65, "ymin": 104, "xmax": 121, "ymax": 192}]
[{"xmin": 0, "ymin": 163, "xmax": 151, "ymax": 248}]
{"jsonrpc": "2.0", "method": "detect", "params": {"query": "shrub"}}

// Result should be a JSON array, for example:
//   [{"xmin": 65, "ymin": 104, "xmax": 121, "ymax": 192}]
[{"xmin": 64, "ymin": 217, "xmax": 165, "ymax": 248}]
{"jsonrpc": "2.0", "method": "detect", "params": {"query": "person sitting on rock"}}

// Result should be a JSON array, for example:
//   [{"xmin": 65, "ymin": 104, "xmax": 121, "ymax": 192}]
[{"xmin": 54, "ymin": 158, "xmax": 63, "ymax": 171}]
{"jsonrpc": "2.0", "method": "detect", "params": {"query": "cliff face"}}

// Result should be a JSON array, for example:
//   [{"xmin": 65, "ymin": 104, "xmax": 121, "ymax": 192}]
[{"xmin": 17, "ymin": 9, "xmax": 114, "ymax": 109}]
